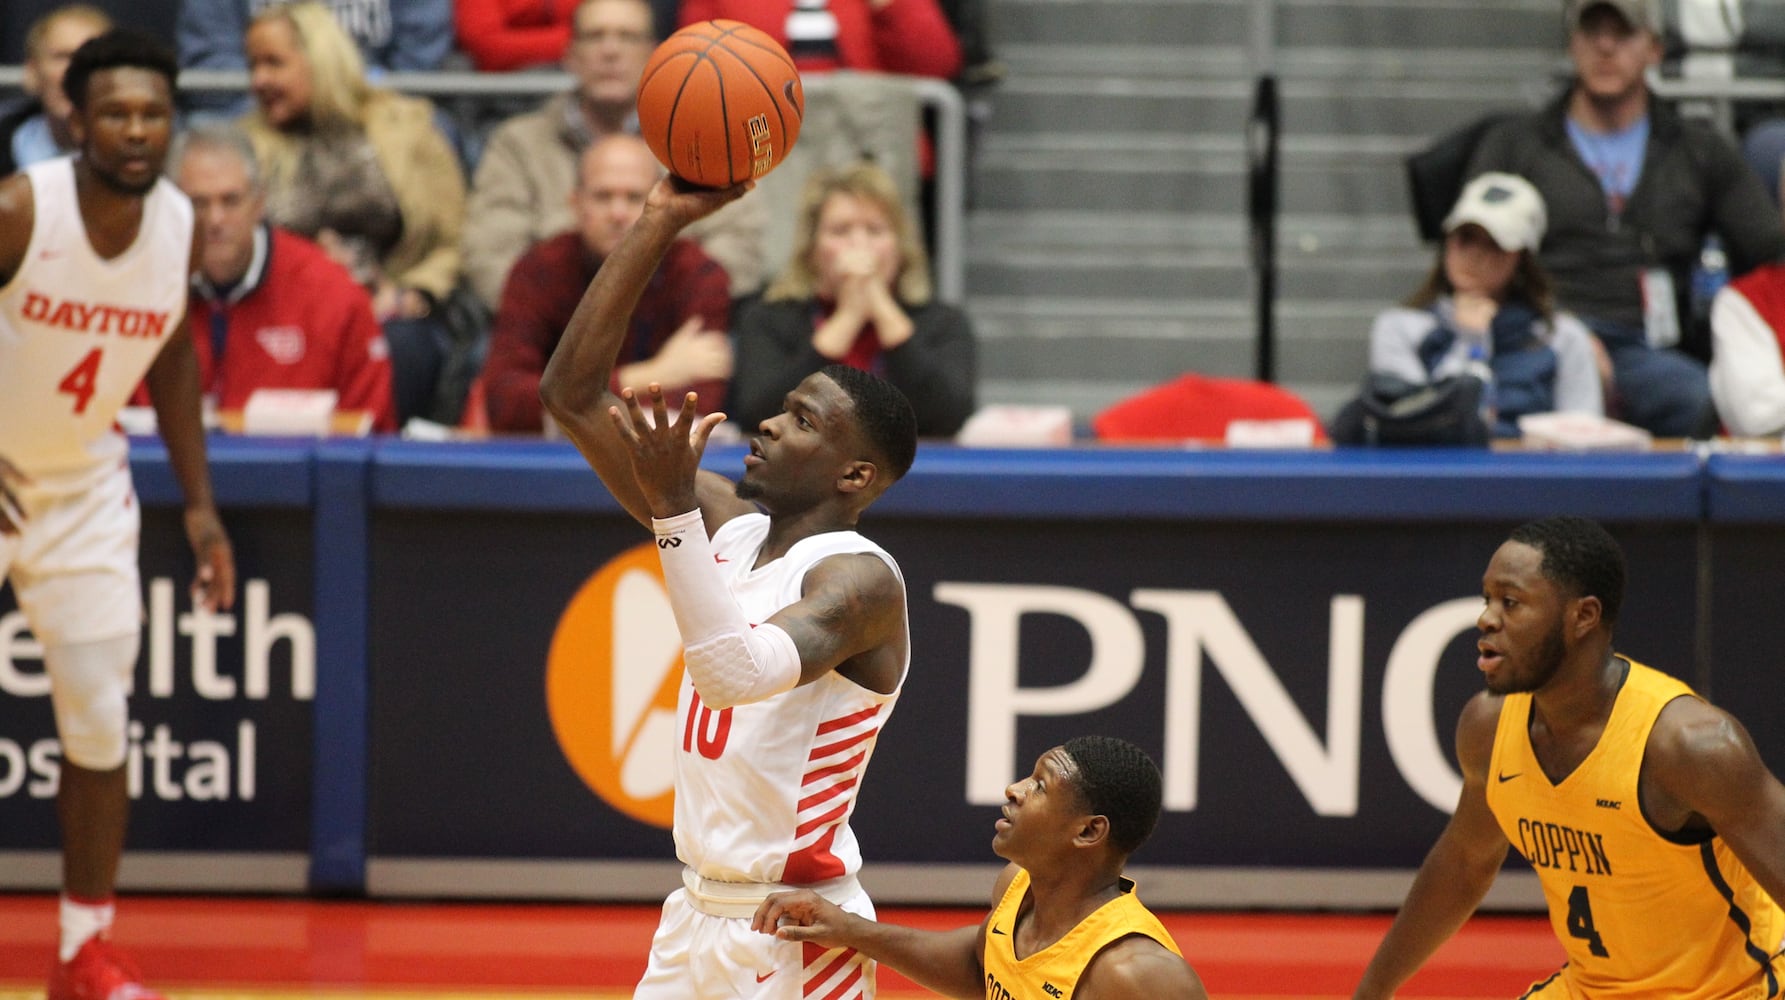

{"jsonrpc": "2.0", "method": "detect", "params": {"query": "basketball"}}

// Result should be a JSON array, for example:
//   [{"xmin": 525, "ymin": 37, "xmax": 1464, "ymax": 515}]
[{"xmin": 636, "ymin": 20, "xmax": 805, "ymax": 189}]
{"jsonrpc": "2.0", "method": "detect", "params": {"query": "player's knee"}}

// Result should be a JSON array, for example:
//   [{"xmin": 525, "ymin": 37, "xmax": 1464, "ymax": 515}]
[{"xmin": 45, "ymin": 636, "xmax": 138, "ymax": 771}]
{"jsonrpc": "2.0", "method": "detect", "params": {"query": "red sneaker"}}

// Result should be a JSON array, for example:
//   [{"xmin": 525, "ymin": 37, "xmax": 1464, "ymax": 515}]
[{"xmin": 47, "ymin": 937, "xmax": 165, "ymax": 1000}]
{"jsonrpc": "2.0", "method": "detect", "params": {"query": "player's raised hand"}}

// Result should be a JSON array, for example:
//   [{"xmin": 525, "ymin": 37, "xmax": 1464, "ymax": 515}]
[
  {"xmin": 184, "ymin": 504, "xmax": 236, "ymax": 612},
  {"xmin": 0, "ymin": 455, "xmax": 29, "ymax": 535},
  {"xmin": 752, "ymin": 889, "xmax": 854, "ymax": 946},
  {"xmin": 644, "ymin": 174, "xmax": 752, "ymax": 233},
  {"xmin": 608, "ymin": 382, "xmax": 727, "ymax": 517}
]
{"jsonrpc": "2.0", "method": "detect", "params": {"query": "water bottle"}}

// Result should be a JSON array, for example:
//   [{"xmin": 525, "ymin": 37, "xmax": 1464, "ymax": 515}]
[
  {"xmin": 1464, "ymin": 336, "xmax": 1498, "ymax": 434},
  {"xmin": 1691, "ymin": 235, "xmax": 1729, "ymax": 323}
]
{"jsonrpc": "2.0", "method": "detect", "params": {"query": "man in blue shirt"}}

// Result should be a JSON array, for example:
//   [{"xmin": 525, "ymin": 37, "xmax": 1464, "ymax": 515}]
[{"xmin": 1467, "ymin": 0, "xmax": 1785, "ymax": 437}]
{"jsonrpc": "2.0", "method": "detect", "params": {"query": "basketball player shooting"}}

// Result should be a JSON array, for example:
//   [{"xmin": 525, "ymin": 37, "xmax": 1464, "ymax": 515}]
[
  {"xmin": 540, "ymin": 170, "xmax": 921, "ymax": 999},
  {"xmin": 0, "ymin": 28, "xmax": 235, "ymax": 1000}
]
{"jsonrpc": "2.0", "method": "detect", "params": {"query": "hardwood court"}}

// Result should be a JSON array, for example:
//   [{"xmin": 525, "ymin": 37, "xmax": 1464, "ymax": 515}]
[{"xmin": 0, "ymin": 893, "xmax": 1561, "ymax": 998}]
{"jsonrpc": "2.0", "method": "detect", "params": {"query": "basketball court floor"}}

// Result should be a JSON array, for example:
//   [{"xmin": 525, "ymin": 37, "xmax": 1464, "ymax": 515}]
[{"xmin": 0, "ymin": 893, "xmax": 1561, "ymax": 998}]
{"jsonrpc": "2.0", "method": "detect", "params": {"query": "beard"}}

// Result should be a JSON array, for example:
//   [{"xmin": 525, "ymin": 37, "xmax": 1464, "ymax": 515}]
[
  {"xmin": 734, "ymin": 477, "xmax": 764, "ymax": 502},
  {"xmin": 90, "ymin": 159, "xmax": 160, "ymax": 197},
  {"xmin": 1486, "ymin": 618, "xmax": 1568, "ymax": 695}
]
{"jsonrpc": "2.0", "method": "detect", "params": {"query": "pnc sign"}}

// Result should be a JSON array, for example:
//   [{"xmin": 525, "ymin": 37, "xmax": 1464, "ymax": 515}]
[{"xmin": 545, "ymin": 542, "xmax": 681, "ymax": 829}]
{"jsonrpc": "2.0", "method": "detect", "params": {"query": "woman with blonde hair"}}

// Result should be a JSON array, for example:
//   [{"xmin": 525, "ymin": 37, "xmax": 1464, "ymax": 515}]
[
  {"xmin": 731, "ymin": 160, "xmax": 977, "ymax": 436},
  {"xmin": 239, "ymin": 1, "xmax": 466, "ymax": 424}
]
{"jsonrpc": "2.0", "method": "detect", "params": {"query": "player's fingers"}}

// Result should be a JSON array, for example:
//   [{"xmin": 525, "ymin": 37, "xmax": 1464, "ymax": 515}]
[
  {"xmin": 619, "ymin": 389, "xmax": 658, "ymax": 434},
  {"xmin": 0, "ymin": 454, "xmax": 30, "ymax": 482},
  {"xmin": 750, "ymin": 898, "xmax": 784, "ymax": 933},
  {"xmin": 689, "ymin": 411, "xmax": 726, "ymax": 453},
  {"xmin": 775, "ymin": 924, "xmax": 821, "ymax": 943},
  {"xmin": 607, "ymin": 404, "xmax": 644, "ymax": 446},
  {"xmin": 647, "ymin": 383, "xmax": 672, "ymax": 431},
  {"xmin": 674, "ymin": 391, "xmax": 702, "ymax": 432},
  {"xmin": 212, "ymin": 548, "xmax": 237, "ymax": 612}
]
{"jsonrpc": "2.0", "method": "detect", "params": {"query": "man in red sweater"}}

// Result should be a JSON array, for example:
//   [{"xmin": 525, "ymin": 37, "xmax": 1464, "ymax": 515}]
[
  {"xmin": 155, "ymin": 125, "xmax": 396, "ymax": 431},
  {"xmin": 480, "ymin": 134, "xmax": 732, "ymax": 433}
]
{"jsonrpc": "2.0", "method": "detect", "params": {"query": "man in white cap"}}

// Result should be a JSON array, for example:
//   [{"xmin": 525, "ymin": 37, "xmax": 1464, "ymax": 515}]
[{"xmin": 1466, "ymin": 0, "xmax": 1785, "ymax": 438}]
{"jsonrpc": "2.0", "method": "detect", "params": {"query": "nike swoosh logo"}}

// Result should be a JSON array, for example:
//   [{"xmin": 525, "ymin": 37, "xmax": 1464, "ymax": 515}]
[
  {"xmin": 755, "ymin": 970, "xmax": 776, "ymax": 983},
  {"xmin": 991, "ymin": 926, "xmax": 1006, "ymax": 935},
  {"xmin": 1497, "ymin": 772, "xmax": 1521, "ymax": 783}
]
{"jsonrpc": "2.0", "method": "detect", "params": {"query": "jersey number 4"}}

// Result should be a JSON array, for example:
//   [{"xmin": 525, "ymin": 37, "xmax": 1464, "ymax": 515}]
[
  {"xmin": 1567, "ymin": 885, "xmax": 1610, "ymax": 957},
  {"xmin": 683, "ymin": 691, "xmax": 733, "ymax": 760},
  {"xmin": 58, "ymin": 348, "xmax": 103, "ymax": 415}
]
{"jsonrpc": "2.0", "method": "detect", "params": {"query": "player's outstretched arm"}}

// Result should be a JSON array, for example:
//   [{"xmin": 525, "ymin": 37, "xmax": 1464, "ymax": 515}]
[
  {"xmin": 144, "ymin": 316, "xmax": 236, "ymax": 612},
  {"xmin": 1646, "ymin": 698, "xmax": 1785, "ymax": 906},
  {"xmin": 753, "ymin": 889, "xmax": 986, "ymax": 1000},
  {"xmin": 1354, "ymin": 691, "xmax": 1510, "ymax": 1000},
  {"xmin": 540, "ymin": 176, "xmax": 751, "ymax": 530}
]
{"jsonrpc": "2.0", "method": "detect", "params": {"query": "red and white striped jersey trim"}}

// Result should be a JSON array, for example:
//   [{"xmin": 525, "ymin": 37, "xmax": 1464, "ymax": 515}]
[{"xmin": 803, "ymin": 941, "xmax": 871, "ymax": 999}]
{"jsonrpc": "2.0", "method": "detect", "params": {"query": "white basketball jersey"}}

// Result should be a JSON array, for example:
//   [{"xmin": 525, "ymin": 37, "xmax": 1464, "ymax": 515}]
[
  {"xmin": 674, "ymin": 512, "xmax": 909, "ymax": 885},
  {"xmin": 0, "ymin": 157, "xmax": 194, "ymax": 482}
]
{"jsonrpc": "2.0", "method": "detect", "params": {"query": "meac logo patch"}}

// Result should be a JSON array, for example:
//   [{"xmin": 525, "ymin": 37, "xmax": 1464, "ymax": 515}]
[{"xmin": 545, "ymin": 541, "xmax": 682, "ymax": 829}]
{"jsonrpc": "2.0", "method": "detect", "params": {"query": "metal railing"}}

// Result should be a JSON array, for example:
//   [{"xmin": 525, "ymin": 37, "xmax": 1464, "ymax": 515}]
[{"xmin": 0, "ymin": 67, "xmax": 967, "ymax": 303}]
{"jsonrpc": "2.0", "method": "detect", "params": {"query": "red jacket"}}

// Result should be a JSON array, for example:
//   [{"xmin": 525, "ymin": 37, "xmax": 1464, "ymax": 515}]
[
  {"xmin": 454, "ymin": 0, "xmax": 575, "ymax": 72},
  {"xmin": 136, "ymin": 226, "xmax": 395, "ymax": 431},
  {"xmin": 482, "ymin": 231, "xmax": 731, "ymax": 432},
  {"xmin": 678, "ymin": 0, "xmax": 962, "ymax": 79}
]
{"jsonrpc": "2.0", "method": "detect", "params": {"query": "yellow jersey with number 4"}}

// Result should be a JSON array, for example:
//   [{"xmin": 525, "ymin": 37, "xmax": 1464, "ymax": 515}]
[
  {"xmin": 1486, "ymin": 658, "xmax": 1785, "ymax": 999},
  {"xmin": 982, "ymin": 869, "xmax": 1182, "ymax": 1000}
]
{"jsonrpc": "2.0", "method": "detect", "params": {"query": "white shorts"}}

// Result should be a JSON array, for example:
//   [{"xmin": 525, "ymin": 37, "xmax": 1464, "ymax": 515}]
[
  {"xmin": 0, "ymin": 459, "xmax": 142, "ymax": 647},
  {"xmin": 634, "ymin": 883, "xmax": 877, "ymax": 1000}
]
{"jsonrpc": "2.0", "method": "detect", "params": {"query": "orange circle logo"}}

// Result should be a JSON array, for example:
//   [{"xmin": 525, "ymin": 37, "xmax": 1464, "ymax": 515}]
[{"xmin": 545, "ymin": 541, "xmax": 683, "ymax": 828}]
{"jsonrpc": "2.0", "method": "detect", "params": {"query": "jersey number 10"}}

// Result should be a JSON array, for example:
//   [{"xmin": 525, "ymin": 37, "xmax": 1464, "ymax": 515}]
[{"xmin": 683, "ymin": 691, "xmax": 733, "ymax": 760}]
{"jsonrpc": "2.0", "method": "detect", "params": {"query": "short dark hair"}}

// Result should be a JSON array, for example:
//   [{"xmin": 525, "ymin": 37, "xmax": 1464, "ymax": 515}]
[
  {"xmin": 1062, "ymin": 735, "xmax": 1163, "ymax": 857},
  {"xmin": 63, "ymin": 28, "xmax": 179, "ymax": 113},
  {"xmin": 821, "ymin": 364, "xmax": 917, "ymax": 481},
  {"xmin": 1508, "ymin": 516, "xmax": 1626, "ymax": 624}
]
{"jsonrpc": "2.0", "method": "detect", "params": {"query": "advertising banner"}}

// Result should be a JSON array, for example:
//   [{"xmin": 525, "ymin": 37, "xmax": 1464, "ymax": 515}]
[
  {"xmin": 0, "ymin": 506, "xmax": 316, "ymax": 889},
  {"xmin": 364, "ymin": 507, "xmax": 1698, "ymax": 902}
]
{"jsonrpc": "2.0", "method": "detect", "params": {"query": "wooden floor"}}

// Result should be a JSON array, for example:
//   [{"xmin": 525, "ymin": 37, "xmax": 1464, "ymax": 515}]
[{"xmin": 0, "ymin": 893, "xmax": 1563, "ymax": 998}]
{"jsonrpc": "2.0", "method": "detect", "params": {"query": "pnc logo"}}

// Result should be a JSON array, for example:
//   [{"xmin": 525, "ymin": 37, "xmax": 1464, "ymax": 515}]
[{"xmin": 545, "ymin": 541, "xmax": 683, "ymax": 829}]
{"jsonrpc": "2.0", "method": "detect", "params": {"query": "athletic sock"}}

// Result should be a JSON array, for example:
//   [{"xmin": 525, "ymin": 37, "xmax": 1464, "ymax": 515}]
[{"xmin": 59, "ymin": 893, "xmax": 114, "ymax": 963}]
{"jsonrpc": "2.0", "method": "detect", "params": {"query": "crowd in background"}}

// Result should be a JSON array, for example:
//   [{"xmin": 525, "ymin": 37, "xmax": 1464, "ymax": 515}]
[
  {"xmin": 15, "ymin": 0, "xmax": 1785, "ymax": 442},
  {"xmin": 0, "ymin": 0, "xmax": 987, "ymax": 438}
]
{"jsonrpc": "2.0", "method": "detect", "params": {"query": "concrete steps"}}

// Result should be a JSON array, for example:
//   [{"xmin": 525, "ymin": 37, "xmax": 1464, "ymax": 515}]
[{"xmin": 963, "ymin": 0, "xmax": 1564, "ymax": 422}]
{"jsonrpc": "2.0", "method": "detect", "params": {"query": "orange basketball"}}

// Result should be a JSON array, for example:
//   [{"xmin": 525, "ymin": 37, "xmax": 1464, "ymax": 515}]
[{"xmin": 636, "ymin": 20, "xmax": 805, "ymax": 189}]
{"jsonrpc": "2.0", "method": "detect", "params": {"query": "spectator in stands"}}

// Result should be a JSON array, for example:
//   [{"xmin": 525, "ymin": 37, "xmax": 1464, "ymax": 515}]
[
  {"xmin": 1466, "ymin": 0, "xmax": 1785, "ymax": 438},
  {"xmin": 731, "ymin": 161, "xmax": 976, "ymax": 436},
  {"xmin": 0, "ymin": 4, "xmax": 112, "ymax": 175},
  {"xmin": 1709, "ymin": 262, "xmax": 1785, "ymax": 436},
  {"xmin": 158, "ymin": 125, "xmax": 396, "ymax": 431},
  {"xmin": 461, "ymin": 0, "xmax": 767, "ymax": 310},
  {"xmin": 678, "ymin": 0, "xmax": 961, "ymax": 79},
  {"xmin": 178, "ymin": 0, "xmax": 452, "ymax": 81},
  {"xmin": 452, "ymin": 0, "xmax": 565, "ymax": 71},
  {"xmin": 239, "ymin": 1, "xmax": 466, "ymax": 426},
  {"xmin": 479, "ymin": 134, "xmax": 732, "ymax": 433},
  {"xmin": 1369, "ymin": 173, "xmax": 1605, "ymax": 438}
]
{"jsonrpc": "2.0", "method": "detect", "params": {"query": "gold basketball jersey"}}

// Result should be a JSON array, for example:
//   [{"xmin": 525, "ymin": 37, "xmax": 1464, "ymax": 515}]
[
  {"xmin": 1487, "ymin": 658, "xmax": 1785, "ymax": 998},
  {"xmin": 981, "ymin": 868, "xmax": 1182, "ymax": 1000}
]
